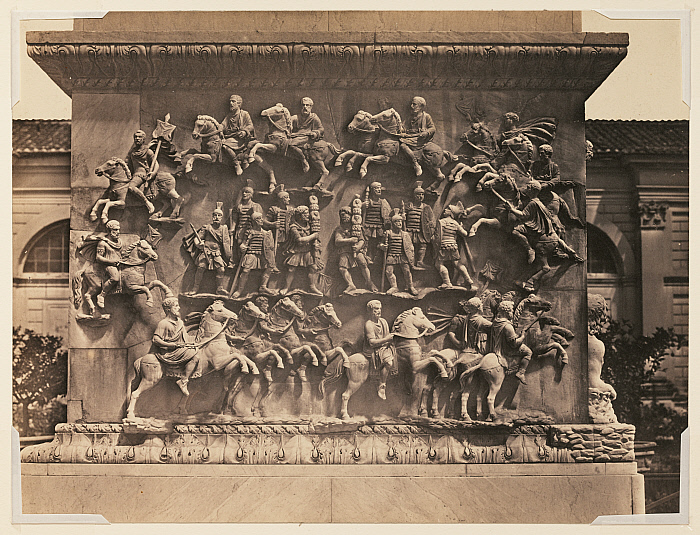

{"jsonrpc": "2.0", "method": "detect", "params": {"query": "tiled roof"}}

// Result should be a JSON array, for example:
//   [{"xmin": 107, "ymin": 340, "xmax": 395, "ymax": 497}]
[
  {"xmin": 585, "ymin": 120, "xmax": 688, "ymax": 156},
  {"xmin": 12, "ymin": 119, "xmax": 71, "ymax": 155}
]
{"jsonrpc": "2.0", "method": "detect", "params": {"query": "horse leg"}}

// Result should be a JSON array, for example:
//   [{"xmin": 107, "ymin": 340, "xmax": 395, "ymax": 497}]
[
  {"xmin": 335, "ymin": 150, "xmax": 353, "ymax": 168},
  {"xmin": 90, "ymin": 198, "xmax": 108, "ymax": 222},
  {"xmin": 360, "ymin": 155, "xmax": 388, "ymax": 179},
  {"xmin": 288, "ymin": 145, "xmax": 310, "ymax": 173},
  {"xmin": 248, "ymin": 143, "xmax": 276, "ymax": 162},
  {"xmin": 484, "ymin": 368, "xmax": 505, "ymax": 421},
  {"xmin": 126, "ymin": 357, "xmax": 162, "ymax": 419},
  {"xmin": 100, "ymin": 200, "xmax": 126, "ymax": 225},
  {"xmin": 412, "ymin": 356, "xmax": 448, "ymax": 379},
  {"xmin": 312, "ymin": 160, "xmax": 330, "ymax": 190},
  {"xmin": 430, "ymin": 379, "xmax": 444, "ymax": 418},
  {"xmin": 341, "ymin": 370, "xmax": 365, "ymax": 420},
  {"xmin": 218, "ymin": 359, "xmax": 241, "ymax": 414},
  {"xmin": 252, "ymin": 154, "xmax": 277, "ymax": 193}
]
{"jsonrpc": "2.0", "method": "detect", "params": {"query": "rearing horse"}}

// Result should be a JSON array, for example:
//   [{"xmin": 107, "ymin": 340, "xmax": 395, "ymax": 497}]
[
  {"xmin": 179, "ymin": 115, "xmax": 246, "ymax": 182},
  {"xmin": 72, "ymin": 237, "xmax": 169, "ymax": 319},
  {"xmin": 126, "ymin": 300, "xmax": 255, "ymax": 419},
  {"xmin": 90, "ymin": 158, "xmax": 155, "ymax": 224}
]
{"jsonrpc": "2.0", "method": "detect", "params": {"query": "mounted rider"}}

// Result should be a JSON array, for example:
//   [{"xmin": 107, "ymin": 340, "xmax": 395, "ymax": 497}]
[
  {"xmin": 94, "ymin": 220, "xmax": 123, "ymax": 308},
  {"xmin": 152, "ymin": 297, "xmax": 200, "ymax": 396},
  {"xmin": 487, "ymin": 300, "xmax": 532, "ymax": 385}
]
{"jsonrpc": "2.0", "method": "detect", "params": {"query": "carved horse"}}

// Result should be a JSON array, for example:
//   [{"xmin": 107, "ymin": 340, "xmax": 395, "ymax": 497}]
[
  {"xmin": 90, "ymin": 158, "xmax": 155, "ymax": 224},
  {"xmin": 433, "ymin": 294, "xmax": 566, "ymax": 422},
  {"xmin": 126, "ymin": 300, "xmax": 256, "ymax": 419},
  {"xmin": 219, "ymin": 301, "xmax": 291, "ymax": 416},
  {"xmin": 179, "ymin": 115, "xmax": 245, "ymax": 181},
  {"xmin": 391, "ymin": 308, "xmax": 449, "ymax": 417},
  {"xmin": 145, "ymin": 170, "xmax": 185, "ymax": 220},
  {"xmin": 298, "ymin": 303, "xmax": 349, "ymax": 384},
  {"xmin": 338, "ymin": 108, "xmax": 454, "ymax": 185},
  {"xmin": 248, "ymin": 104, "xmax": 340, "ymax": 193},
  {"xmin": 72, "ymin": 238, "xmax": 169, "ymax": 319}
]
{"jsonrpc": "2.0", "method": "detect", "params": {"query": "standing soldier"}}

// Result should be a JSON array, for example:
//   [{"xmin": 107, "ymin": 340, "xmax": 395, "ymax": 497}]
[
  {"xmin": 378, "ymin": 211, "xmax": 418, "ymax": 295},
  {"xmin": 333, "ymin": 206, "xmax": 377, "ymax": 293},
  {"xmin": 281, "ymin": 206, "xmax": 323, "ymax": 296},
  {"xmin": 125, "ymin": 129, "xmax": 157, "ymax": 215},
  {"xmin": 95, "ymin": 220, "xmax": 123, "ymax": 308},
  {"xmin": 362, "ymin": 181, "xmax": 392, "ymax": 263},
  {"xmin": 433, "ymin": 205, "xmax": 477, "ymax": 290},
  {"xmin": 231, "ymin": 183, "xmax": 262, "ymax": 266},
  {"xmin": 230, "ymin": 212, "xmax": 278, "ymax": 299},
  {"xmin": 487, "ymin": 300, "xmax": 532, "ymax": 385},
  {"xmin": 183, "ymin": 202, "xmax": 232, "ymax": 296},
  {"xmin": 404, "ymin": 181, "xmax": 435, "ymax": 270},
  {"xmin": 363, "ymin": 300, "xmax": 397, "ymax": 400}
]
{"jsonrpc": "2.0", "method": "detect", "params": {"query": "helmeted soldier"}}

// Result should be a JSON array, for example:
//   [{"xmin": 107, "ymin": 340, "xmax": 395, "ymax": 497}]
[
  {"xmin": 231, "ymin": 183, "xmax": 263, "ymax": 264},
  {"xmin": 183, "ymin": 202, "xmax": 232, "ymax": 296},
  {"xmin": 333, "ymin": 206, "xmax": 377, "ymax": 293},
  {"xmin": 362, "ymin": 181, "xmax": 392, "ymax": 262},
  {"xmin": 404, "ymin": 181, "xmax": 435, "ymax": 270},
  {"xmin": 378, "ymin": 211, "xmax": 417, "ymax": 295},
  {"xmin": 230, "ymin": 211, "xmax": 278, "ymax": 299},
  {"xmin": 487, "ymin": 300, "xmax": 532, "ymax": 384},
  {"xmin": 432, "ymin": 204, "xmax": 477, "ymax": 290},
  {"xmin": 281, "ymin": 205, "xmax": 322, "ymax": 296}
]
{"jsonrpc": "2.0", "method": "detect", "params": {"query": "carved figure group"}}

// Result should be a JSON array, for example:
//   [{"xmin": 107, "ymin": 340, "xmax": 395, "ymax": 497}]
[{"xmin": 78, "ymin": 96, "xmax": 587, "ymax": 427}]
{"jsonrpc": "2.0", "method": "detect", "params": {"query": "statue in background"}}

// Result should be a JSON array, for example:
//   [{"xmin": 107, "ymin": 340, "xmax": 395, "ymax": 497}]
[{"xmin": 588, "ymin": 294, "xmax": 618, "ymax": 424}]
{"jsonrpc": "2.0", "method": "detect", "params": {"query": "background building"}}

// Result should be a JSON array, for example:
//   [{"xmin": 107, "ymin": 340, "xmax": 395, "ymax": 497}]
[{"xmin": 11, "ymin": 118, "xmax": 689, "ymax": 400}]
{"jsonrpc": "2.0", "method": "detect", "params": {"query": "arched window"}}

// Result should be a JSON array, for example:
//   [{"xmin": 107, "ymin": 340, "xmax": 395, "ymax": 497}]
[
  {"xmin": 22, "ymin": 220, "xmax": 70, "ymax": 273},
  {"xmin": 587, "ymin": 224, "xmax": 621, "ymax": 276}
]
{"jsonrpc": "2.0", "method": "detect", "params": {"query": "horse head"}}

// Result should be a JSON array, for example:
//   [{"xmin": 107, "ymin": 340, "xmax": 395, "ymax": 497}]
[
  {"xmin": 392, "ymin": 307, "xmax": 436, "ymax": 338},
  {"xmin": 240, "ymin": 300, "xmax": 266, "ymax": 321},
  {"xmin": 311, "ymin": 303, "xmax": 342, "ymax": 329},
  {"xmin": 205, "ymin": 300, "xmax": 238, "ymax": 323},
  {"xmin": 347, "ymin": 110, "xmax": 376, "ymax": 134},
  {"xmin": 192, "ymin": 115, "xmax": 221, "ymax": 140},
  {"xmin": 274, "ymin": 296, "xmax": 305, "ymax": 320},
  {"xmin": 135, "ymin": 239, "xmax": 158, "ymax": 262},
  {"xmin": 95, "ymin": 158, "xmax": 131, "ymax": 182},
  {"xmin": 520, "ymin": 294, "xmax": 553, "ymax": 314}
]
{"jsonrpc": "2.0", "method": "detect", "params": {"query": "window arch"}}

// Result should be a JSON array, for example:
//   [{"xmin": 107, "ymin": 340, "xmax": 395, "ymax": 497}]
[
  {"xmin": 22, "ymin": 220, "xmax": 70, "ymax": 274},
  {"xmin": 587, "ymin": 224, "xmax": 622, "ymax": 276}
]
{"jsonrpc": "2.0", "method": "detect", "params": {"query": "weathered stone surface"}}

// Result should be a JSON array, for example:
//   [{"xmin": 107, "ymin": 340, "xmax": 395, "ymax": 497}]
[{"xmin": 21, "ymin": 464, "xmax": 643, "ymax": 522}]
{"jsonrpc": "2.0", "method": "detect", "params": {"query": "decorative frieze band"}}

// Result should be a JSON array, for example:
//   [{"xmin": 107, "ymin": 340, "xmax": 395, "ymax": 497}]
[{"xmin": 28, "ymin": 42, "xmax": 627, "ymax": 93}]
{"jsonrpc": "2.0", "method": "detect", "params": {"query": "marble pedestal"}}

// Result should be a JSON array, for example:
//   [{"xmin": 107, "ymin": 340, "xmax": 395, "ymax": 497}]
[{"xmin": 21, "ymin": 462, "xmax": 643, "ymax": 523}]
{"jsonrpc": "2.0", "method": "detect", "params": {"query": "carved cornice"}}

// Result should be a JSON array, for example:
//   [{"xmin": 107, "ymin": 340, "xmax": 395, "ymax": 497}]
[{"xmin": 28, "ymin": 41, "xmax": 627, "ymax": 95}]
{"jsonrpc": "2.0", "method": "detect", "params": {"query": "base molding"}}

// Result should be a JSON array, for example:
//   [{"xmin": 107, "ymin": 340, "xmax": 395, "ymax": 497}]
[{"xmin": 21, "ymin": 462, "xmax": 644, "ymax": 522}]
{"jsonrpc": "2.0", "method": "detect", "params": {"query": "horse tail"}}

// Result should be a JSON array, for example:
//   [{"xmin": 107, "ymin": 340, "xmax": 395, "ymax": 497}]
[
  {"xmin": 319, "ymin": 354, "xmax": 345, "ymax": 398},
  {"xmin": 71, "ymin": 270, "xmax": 85, "ymax": 309},
  {"xmin": 147, "ymin": 280, "xmax": 174, "ymax": 300}
]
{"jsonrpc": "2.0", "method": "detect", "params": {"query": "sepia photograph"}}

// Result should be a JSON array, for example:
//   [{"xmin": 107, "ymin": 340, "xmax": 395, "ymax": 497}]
[{"xmin": 8, "ymin": 3, "xmax": 693, "ymax": 529}]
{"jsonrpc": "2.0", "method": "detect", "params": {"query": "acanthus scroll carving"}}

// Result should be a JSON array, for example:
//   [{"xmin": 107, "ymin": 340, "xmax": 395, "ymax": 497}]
[{"xmin": 28, "ymin": 42, "xmax": 628, "ymax": 92}]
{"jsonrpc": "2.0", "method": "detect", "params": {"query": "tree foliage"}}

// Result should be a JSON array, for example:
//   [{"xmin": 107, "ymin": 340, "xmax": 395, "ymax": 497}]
[
  {"xmin": 12, "ymin": 327, "xmax": 67, "ymax": 408},
  {"xmin": 597, "ymin": 319, "xmax": 685, "ymax": 423}
]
